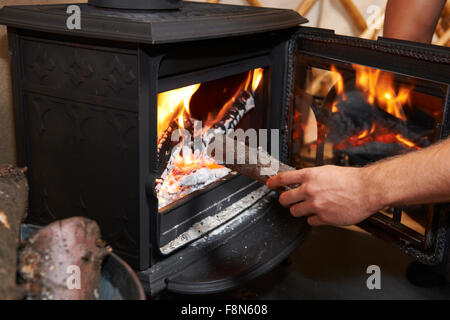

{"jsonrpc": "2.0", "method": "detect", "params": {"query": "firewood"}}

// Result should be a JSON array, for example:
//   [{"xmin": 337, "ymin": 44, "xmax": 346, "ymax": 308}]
[
  {"xmin": 158, "ymin": 90, "xmax": 255, "ymax": 180},
  {"xmin": 0, "ymin": 165, "xmax": 28, "ymax": 300},
  {"xmin": 158, "ymin": 117, "xmax": 193, "ymax": 177},
  {"xmin": 202, "ymin": 90, "xmax": 255, "ymax": 147},
  {"xmin": 211, "ymin": 134, "xmax": 296, "ymax": 191},
  {"xmin": 18, "ymin": 217, "xmax": 111, "ymax": 300}
]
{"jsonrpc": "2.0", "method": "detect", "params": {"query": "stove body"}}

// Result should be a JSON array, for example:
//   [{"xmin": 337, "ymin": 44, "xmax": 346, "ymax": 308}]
[
  {"xmin": 1, "ymin": 1, "xmax": 450, "ymax": 297},
  {"xmin": 0, "ymin": 2, "xmax": 310, "ymax": 296}
]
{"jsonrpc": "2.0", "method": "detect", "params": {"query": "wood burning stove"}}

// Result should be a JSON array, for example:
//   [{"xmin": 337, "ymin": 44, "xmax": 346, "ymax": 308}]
[{"xmin": 1, "ymin": 1, "xmax": 450, "ymax": 297}]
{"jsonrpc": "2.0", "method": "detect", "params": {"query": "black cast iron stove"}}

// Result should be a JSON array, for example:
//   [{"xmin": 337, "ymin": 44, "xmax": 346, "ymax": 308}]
[
  {"xmin": 0, "ymin": 1, "xmax": 310, "ymax": 296},
  {"xmin": 1, "ymin": 0, "xmax": 450, "ymax": 297}
]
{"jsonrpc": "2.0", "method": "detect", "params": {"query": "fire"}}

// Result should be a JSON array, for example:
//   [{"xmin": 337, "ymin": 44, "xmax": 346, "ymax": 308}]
[
  {"xmin": 353, "ymin": 65, "xmax": 411, "ymax": 121},
  {"xmin": 157, "ymin": 68, "xmax": 264, "ymax": 207},
  {"xmin": 157, "ymin": 83, "xmax": 200, "ymax": 140},
  {"xmin": 328, "ymin": 64, "xmax": 419, "ymax": 151},
  {"xmin": 252, "ymin": 68, "xmax": 264, "ymax": 93},
  {"xmin": 204, "ymin": 68, "xmax": 263, "ymax": 130},
  {"xmin": 330, "ymin": 65, "xmax": 346, "ymax": 100}
]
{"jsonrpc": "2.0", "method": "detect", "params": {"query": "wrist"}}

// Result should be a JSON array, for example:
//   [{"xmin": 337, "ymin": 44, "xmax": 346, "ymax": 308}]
[{"xmin": 357, "ymin": 165, "xmax": 390, "ymax": 212}]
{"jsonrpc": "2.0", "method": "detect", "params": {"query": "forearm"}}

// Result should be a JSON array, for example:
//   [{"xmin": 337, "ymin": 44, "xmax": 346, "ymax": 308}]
[
  {"xmin": 384, "ymin": 0, "xmax": 445, "ymax": 43},
  {"xmin": 361, "ymin": 138, "xmax": 450, "ymax": 208}
]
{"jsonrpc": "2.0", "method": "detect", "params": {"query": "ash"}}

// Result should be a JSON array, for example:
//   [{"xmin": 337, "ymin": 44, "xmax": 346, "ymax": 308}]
[
  {"xmin": 160, "ymin": 186, "xmax": 270, "ymax": 254},
  {"xmin": 157, "ymin": 154, "xmax": 231, "ymax": 209}
]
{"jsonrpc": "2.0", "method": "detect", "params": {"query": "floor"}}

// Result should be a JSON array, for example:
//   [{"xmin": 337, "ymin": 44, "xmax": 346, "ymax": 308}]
[{"xmin": 170, "ymin": 225, "xmax": 450, "ymax": 300}]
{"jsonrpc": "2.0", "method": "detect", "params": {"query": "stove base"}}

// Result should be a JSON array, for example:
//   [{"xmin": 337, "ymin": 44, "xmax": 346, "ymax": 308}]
[{"xmin": 138, "ymin": 190, "xmax": 310, "ymax": 296}]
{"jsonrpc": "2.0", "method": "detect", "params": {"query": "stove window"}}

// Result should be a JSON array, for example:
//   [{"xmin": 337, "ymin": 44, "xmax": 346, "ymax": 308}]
[
  {"xmin": 292, "ymin": 54, "xmax": 447, "ymax": 246},
  {"xmin": 157, "ymin": 68, "xmax": 266, "ymax": 210}
]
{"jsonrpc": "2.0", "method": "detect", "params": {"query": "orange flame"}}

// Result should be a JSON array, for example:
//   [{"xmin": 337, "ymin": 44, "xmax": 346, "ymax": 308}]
[
  {"xmin": 329, "ymin": 65, "xmax": 419, "ymax": 151},
  {"xmin": 157, "ymin": 83, "xmax": 201, "ymax": 140},
  {"xmin": 330, "ymin": 65, "xmax": 346, "ymax": 101},
  {"xmin": 252, "ymin": 68, "xmax": 264, "ymax": 92},
  {"xmin": 353, "ymin": 65, "xmax": 411, "ymax": 121},
  {"xmin": 157, "ymin": 68, "xmax": 265, "ymax": 205},
  {"xmin": 204, "ymin": 69, "xmax": 263, "ymax": 130}
]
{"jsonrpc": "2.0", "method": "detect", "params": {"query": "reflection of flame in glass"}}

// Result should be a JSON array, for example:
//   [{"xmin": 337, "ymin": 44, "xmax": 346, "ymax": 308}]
[
  {"xmin": 353, "ymin": 65, "xmax": 411, "ymax": 121},
  {"xmin": 326, "ymin": 64, "xmax": 419, "ymax": 151},
  {"xmin": 330, "ymin": 65, "xmax": 346, "ymax": 101}
]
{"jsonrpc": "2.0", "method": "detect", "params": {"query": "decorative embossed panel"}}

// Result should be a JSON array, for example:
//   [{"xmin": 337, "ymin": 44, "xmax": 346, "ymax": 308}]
[
  {"xmin": 25, "ymin": 93, "xmax": 140, "ymax": 259},
  {"xmin": 22, "ymin": 39, "xmax": 138, "ymax": 111}
]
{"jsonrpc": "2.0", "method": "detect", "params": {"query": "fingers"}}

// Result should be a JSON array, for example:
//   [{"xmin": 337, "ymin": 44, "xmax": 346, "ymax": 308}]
[
  {"xmin": 307, "ymin": 215, "xmax": 324, "ymax": 226},
  {"xmin": 289, "ymin": 201, "xmax": 314, "ymax": 218},
  {"xmin": 266, "ymin": 169, "xmax": 308, "ymax": 189},
  {"xmin": 289, "ymin": 201, "xmax": 324, "ymax": 226},
  {"xmin": 278, "ymin": 187, "xmax": 306, "ymax": 207}
]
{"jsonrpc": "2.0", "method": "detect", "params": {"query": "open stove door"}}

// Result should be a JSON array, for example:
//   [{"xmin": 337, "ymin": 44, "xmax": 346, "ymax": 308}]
[{"xmin": 291, "ymin": 27, "xmax": 450, "ymax": 268}]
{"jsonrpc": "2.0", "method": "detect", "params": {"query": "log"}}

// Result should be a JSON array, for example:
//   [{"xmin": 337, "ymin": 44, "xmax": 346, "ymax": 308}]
[
  {"xmin": 0, "ymin": 165, "xmax": 28, "ymax": 300},
  {"xmin": 158, "ymin": 117, "xmax": 193, "ymax": 177},
  {"xmin": 18, "ymin": 217, "xmax": 111, "ymax": 300},
  {"xmin": 211, "ymin": 134, "xmax": 296, "ymax": 191},
  {"xmin": 158, "ymin": 90, "xmax": 255, "ymax": 181},
  {"xmin": 202, "ymin": 90, "xmax": 255, "ymax": 147}
]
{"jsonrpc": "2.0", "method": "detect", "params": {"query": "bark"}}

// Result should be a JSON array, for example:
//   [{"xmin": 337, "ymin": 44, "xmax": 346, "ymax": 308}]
[
  {"xmin": 18, "ymin": 217, "xmax": 111, "ymax": 300},
  {"xmin": 157, "ymin": 90, "xmax": 255, "ymax": 180},
  {"xmin": 0, "ymin": 165, "xmax": 28, "ymax": 300}
]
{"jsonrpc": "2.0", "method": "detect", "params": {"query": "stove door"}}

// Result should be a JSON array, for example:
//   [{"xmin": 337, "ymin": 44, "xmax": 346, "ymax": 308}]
[{"xmin": 290, "ymin": 27, "xmax": 450, "ymax": 266}]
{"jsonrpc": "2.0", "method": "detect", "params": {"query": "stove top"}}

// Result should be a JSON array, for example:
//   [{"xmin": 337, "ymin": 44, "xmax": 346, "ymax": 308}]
[{"xmin": 0, "ymin": 2, "xmax": 307, "ymax": 44}]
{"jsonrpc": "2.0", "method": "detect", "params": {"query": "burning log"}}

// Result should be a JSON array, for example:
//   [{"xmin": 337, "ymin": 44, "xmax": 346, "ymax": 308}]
[
  {"xmin": 0, "ymin": 165, "xmax": 28, "ymax": 300},
  {"xmin": 202, "ymin": 90, "xmax": 255, "ymax": 148},
  {"xmin": 158, "ymin": 117, "xmax": 193, "ymax": 177},
  {"xmin": 156, "ymin": 90, "xmax": 257, "ymax": 207},
  {"xmin": 314, "ymin": 90, "xmax": 430, "ymax": 147},
  {"xmin": 211, "ymin": 135, "xmax": 296, "ymax": 191},
  {"xmin": 18, "ymin": 217, "xmax": 111, "ymax": 300}
]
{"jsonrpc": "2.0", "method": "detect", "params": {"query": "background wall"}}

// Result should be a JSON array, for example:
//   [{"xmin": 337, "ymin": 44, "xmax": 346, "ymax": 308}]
[{"xmin": 0, "ymin": 0, "xmax": 444, "ymax": 164}]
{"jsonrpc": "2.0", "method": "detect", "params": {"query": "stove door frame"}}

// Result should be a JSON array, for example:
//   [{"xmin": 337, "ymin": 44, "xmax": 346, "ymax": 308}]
[{"xmin": 289, "ymin": 27, "xmax": 450, "ymax": 266}]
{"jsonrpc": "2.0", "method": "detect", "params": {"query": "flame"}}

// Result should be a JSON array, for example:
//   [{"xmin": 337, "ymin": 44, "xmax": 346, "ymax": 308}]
[
  {"xmin": 353, "ymin": 65, "xmax": 410, "ymax": 121},
  {"xmin": 325, "ymin": 64, "xmax": 420, "ymax": 151},
  {"xmin": 331, "ymin": 101, "xmax": 339, "ymax": 113},
  {"xmin": 357, "ymin": 130, "xmax": 369, "ymax": 139},
  {"xmin": 330, "ymin": 65, "xmax": 346, "ymax": 100},
  {"xmin": 157, "ymin": 83, "xmax": 200, "ymax": 140},
  {"xmin": 204, "ymin": 69, "xmax": 263, "ymax": 130},
  {"xmin": 252, "ymin": 68, "xmax": 264, "ymax": 93},
  {"xmin": 157, "ymin": 68, "xmax": 264, "ymax": 206},
  {"xmin": 395, "ymin": 134, "xmax": 420, "ymax": 150}
]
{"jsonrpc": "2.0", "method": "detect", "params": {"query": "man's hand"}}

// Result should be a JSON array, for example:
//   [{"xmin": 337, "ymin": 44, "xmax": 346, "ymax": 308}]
[{"xmin": 266, "ymin": 165, "xmax": 384, "ymax": 227}]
